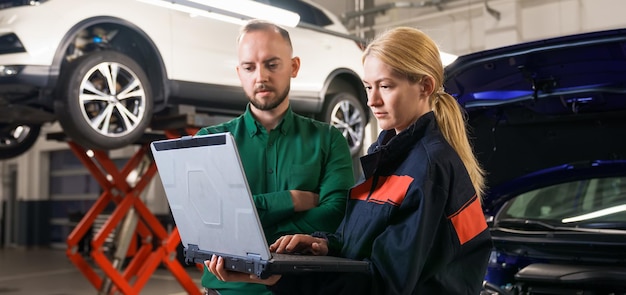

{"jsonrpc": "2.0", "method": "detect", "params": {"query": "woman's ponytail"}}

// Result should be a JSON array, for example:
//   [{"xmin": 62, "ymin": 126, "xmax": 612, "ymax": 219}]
[{"xmin": 432, "ymin": 92, "xmax": 486, "ymax": 199}]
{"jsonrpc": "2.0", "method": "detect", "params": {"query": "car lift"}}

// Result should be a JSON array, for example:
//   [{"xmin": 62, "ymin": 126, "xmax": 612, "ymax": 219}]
[{"xmin": 48, "ymin": 113, "xmax": 220, "ymax": 295}]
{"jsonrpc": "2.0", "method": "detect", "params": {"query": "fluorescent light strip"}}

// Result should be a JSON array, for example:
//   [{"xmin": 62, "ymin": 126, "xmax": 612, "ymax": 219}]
[
  {"xmin": 136, "ymin": 0, "xmax": 247, "ymax": 25},
  {"xmin": 187, "ymin": 0, "xmax": 300, "ymax": 27},
  {"xmin": 562, "ymin": 204, "xmax": 626, "ymax": 223}
]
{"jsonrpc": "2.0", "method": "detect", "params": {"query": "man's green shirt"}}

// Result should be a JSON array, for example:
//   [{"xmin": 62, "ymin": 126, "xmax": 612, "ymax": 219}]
[{"xmin": 196, "ymin": 105, "xmax": 354, "ymax": 295}]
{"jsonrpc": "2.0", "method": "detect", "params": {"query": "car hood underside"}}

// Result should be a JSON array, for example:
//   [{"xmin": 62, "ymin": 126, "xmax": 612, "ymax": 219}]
[{"xmin": 444, "ymin": 28, "xmax": 626, "ymax": 199}]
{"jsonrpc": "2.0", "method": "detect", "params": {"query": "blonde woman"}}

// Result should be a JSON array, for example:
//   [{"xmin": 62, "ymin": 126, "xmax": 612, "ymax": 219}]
[{"xmin": 206, "ymin": 27, "xmax": 492, "ymax": 295}]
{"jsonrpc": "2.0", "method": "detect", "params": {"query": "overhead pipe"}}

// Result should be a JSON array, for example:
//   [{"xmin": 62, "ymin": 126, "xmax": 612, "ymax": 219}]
[{"xmin": 342, "ymin": 0, "xmax": 448, "ymax": 23}]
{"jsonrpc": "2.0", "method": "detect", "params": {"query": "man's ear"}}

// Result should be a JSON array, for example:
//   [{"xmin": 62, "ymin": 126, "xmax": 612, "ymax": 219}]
[
  {"xmin": 291, "ymin": 56, "xmax": 301, "ymax": 78},
  {"xmin": 235, "ymin": 65, "xmax": 243, "ymax": 84}
]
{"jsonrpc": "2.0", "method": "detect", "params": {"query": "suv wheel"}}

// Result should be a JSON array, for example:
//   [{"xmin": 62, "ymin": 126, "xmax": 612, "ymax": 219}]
[
  {"xmin": 55, "ymin": 51, "xmax": 153, "ymax": 150},
  {"xmin": 319, "ymin": 92, "xmax": 367, "ymax": 157},
  {"xmin": 0, "ymin": 124, "xmax": 41, "ymax": 159}
]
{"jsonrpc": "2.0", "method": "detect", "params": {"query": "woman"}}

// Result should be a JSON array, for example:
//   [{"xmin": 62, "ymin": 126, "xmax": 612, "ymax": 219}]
[{"xmin": 206, "ymin": 26, "xmax": 492, "ymax": 295}]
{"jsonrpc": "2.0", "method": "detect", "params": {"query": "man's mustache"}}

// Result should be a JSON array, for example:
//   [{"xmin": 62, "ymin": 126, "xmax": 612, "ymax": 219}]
[{"xmin": 255, "ymin": 83, "xmax": 273, "ymax": 92}]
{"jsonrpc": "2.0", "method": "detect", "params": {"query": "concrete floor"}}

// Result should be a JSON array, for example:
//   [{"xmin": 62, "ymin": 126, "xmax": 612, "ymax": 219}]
[{"xmin": 0, "ymin": 247, "xmax": 203, "ymax": 295}]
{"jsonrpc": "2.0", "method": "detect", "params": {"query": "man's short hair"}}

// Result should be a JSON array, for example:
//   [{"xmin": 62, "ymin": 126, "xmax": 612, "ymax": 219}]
[{"xmin": 237, "ymin": 19, "xmax": 293, "ymax": 49}]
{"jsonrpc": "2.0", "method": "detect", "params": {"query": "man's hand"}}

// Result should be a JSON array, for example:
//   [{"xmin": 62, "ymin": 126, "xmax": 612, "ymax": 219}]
[
  {"xmin": 269, "ymin": 234, "xmax": 329, "ymax": 256},
  {"xmin": 205, "ymin": 255, "xmax": 281, "ymax": 286},
  {"xmin": 289, "ymin": 190, "xmax": 319, "ymax": 212}
]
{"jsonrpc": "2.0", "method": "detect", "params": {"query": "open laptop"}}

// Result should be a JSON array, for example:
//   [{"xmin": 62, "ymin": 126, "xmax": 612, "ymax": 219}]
[{"xmin": 150, "ymin": 132, "xmax": 370, "ymax": 279}]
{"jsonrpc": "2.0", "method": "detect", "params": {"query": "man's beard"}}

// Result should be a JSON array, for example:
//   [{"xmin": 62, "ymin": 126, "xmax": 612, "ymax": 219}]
[{"xmin": 249, "ymin": 83, "xmax": 289, "ymax": 111}]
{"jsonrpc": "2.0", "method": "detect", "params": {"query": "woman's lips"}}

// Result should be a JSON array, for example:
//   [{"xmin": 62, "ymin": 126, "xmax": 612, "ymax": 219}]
[{"xmin": 373, "ymin": 111, "xmax": 387, "ymax": 118}]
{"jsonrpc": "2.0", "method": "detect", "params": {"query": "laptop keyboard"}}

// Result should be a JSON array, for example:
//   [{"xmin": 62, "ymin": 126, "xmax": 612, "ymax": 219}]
[{"xmin": 272, "ymin": 253, "xmax": 346, "ymax": 261}]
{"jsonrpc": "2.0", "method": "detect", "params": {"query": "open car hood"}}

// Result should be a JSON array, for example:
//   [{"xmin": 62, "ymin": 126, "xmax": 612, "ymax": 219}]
[{"xmin": 443, "ymin": 28, "xmax": 626, "ymax": 211}]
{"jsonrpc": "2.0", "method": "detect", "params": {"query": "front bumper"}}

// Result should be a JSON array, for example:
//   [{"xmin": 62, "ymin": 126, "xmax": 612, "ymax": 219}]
[{"xmin": 0, "ymin": 64, "xmax": 56, "ymax": 123}]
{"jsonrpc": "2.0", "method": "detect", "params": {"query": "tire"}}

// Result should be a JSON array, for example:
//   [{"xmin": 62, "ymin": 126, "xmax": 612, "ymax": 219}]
[
  {"xmin": 318, "ymin": 92, "xmax": 367, "ymax": 157},
  {"xmin": 0, "ymin": 124, "xmax": 41, "ymax": 160},
  {"xmin": 55, "ymin": 51, "xmax": 153, "ymax": 150}
]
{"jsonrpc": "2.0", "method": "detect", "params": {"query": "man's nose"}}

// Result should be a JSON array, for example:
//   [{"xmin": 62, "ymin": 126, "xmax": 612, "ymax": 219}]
[{"xmin": 255, "ymin": 66, "xmax": 269, "ymax": 82}]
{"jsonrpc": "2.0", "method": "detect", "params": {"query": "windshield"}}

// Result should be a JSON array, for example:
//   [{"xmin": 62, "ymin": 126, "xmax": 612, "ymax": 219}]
[{"xmin": 496, "ymin": 176, "xmax": 626, "ymax": 228}]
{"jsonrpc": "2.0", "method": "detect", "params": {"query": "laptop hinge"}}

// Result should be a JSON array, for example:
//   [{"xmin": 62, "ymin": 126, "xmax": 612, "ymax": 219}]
[
  {"xmin": 246, "ymin": 253, "xmax": 262, "ymax": 261},
  {"xmin": 185, "ymin": 244, "xmax": 201, "ymax": 265},
  {"xmin": 243, "ymin": 253, "xmax": 269, "ymax": 279}
]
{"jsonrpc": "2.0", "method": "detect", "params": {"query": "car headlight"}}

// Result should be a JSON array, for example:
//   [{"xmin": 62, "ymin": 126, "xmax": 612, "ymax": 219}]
[
  {"xmin": 0, "ymin": 65, "xmax": 23, "ymax": 76},
  {"xmin": 0, "ymin": 33, "xmax": 25, "ymax": 54},
  {"xmin": 0, "ymin": 1, "xmax": 48, "ymax": 9}
]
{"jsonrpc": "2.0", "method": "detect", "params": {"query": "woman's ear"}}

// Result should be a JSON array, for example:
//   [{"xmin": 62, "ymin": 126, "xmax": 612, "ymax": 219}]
[{"xmin": 421, "ymin": 76, "xmax": 436, "ymax": 96}]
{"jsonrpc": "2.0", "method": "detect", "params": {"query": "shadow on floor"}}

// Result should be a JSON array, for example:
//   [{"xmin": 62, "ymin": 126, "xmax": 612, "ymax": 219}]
[{"xmin": 0, "ymin": 247, "xmax": 202, "ymax": 295}]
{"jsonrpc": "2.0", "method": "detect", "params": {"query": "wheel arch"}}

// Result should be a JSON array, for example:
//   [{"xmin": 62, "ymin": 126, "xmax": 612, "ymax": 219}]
[
  {"xmin": 49, "ymin": 16, "xmax": 169, "ymax": 111},
  {"xmin": 321, "ymin": 68, "xmax": 369, "ymax": 121}
]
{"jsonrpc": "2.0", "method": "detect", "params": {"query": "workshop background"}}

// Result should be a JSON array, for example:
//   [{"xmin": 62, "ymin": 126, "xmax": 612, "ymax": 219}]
[{"xmin": 1, "ymin": 0, "xmax": 625, "ymax": 294}]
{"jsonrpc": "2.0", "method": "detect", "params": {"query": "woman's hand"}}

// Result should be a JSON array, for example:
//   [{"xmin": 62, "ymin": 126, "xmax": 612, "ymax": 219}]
[
  {"xmin": 269, "ymin": 234, "xmax": 329, "ymax": 256},
  {"xmin": 204, "ymin": 255, "xmax": 281, "ymax": 286}
]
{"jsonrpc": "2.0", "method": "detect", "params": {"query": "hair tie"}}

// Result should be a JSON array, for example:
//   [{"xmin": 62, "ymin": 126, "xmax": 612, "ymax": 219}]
[{"xmin": 433, "ymin": 94, "xmax": 440, "ymax": 105}]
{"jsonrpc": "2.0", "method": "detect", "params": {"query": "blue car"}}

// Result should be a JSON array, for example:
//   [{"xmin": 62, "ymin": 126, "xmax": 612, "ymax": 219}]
[{"xmin": 444, "ymin": 28, "xmax": 626, "ymax": 294}]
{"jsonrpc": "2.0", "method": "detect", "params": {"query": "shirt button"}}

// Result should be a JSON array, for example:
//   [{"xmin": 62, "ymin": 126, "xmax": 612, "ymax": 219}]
[{"xmin": 267, "ymin": 169, "xmax": 274, "ymax": 174}]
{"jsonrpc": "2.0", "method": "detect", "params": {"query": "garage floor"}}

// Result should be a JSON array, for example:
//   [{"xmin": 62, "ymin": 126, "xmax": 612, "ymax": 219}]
[{"xmin": 0, "ymin": 247, "xmax": 203, "ymax": 295}]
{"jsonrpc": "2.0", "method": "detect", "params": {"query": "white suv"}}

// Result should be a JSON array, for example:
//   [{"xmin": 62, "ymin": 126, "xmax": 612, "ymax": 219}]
[{"xmin": 0, "ymin": 0, "xmax": 368, "ymax": 158}]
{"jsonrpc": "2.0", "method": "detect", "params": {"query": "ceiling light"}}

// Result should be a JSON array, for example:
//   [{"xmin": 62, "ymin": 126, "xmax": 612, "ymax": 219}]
[
  {"xmin": 136, "ymin": 0, "xmax": 247, "ymax": 25},
  {"xmin": 137, "ymin": 0, "xmax": 300, "ymax": 27},
  {"xmin": 188, "ymin": 0, "xmax": 300, "ymax": 27}
]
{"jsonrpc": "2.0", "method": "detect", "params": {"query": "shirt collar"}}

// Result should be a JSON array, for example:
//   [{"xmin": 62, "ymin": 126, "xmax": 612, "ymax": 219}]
[
  {"xmin": 361, "ymin": 111, "xmax": 437, "ymax": 178},
  {"xmin": 242, "ymin": 103, "xmax": 294, "ymax": 136}
]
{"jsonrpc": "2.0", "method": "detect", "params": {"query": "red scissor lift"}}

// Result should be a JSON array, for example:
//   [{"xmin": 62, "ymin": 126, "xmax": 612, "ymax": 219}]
[{"xmin": 51, "ymin": 118, "xmax": 207, "ymax": 294}]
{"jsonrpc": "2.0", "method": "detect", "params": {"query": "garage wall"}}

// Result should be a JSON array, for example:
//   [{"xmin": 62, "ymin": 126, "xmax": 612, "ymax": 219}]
[{"xmin": 315, "ymin": 0, "xmax": 626, "ymax": 55}]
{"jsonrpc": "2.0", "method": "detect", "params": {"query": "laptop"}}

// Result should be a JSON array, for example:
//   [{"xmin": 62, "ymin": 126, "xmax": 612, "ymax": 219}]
[{"xmin": 150, "ymin": 132, "xmax": 370, "ymax": 279}]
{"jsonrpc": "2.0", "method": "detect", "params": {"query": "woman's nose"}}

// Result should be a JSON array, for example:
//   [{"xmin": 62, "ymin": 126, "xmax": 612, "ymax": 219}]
[{"xmin": 367, "ymin": 91, "xmax": 381, "ymax": 107}]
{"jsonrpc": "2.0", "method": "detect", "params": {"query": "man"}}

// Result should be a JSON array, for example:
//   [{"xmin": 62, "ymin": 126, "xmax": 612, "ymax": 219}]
[{"xmin": 196, "ymin": 20, "xmax": 355, "ymax": 295}]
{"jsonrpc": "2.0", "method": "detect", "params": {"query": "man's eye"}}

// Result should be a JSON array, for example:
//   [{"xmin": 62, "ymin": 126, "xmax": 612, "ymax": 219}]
[
  {"xmin": 268, "ymin": 63, "xmax": 279, "ymax": 69},
  {"xmin": 364, "ymin": 86, "xmax": 372, "ymax": 91},
  {"xmin": 242, "ymin": 66, "xmax": 253, "ymax": 72}
]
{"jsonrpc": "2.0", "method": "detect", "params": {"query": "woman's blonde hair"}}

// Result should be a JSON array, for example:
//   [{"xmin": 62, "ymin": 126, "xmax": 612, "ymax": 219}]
[{"xmin": 362, "ymin": 27, "xmax": 486, "ymax": 199}]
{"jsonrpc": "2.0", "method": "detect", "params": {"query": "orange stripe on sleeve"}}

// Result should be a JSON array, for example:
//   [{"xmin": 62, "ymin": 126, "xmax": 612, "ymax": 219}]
[{"xmin": 449, "ymin": 197, "xmax": 488, "ymax": 245}]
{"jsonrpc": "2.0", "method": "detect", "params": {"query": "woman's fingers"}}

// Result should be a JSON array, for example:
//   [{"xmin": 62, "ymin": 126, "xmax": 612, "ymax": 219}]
[
  {"xmin": 271, "ymin": 235, "xmax": 294, "ymax": 253},
  {"xmin": 285, "ymin": 234, "xmax": 305, "ymax": 252},
  {"xmin": 268, "ymin": 236, "xmax": 284, "ymax": 252},
  {"xmin": 311, "ymin": 239, "xmax": 329, "ymax": 256},
  {"xmin": 270, "ymin": 234, "xmax": 329, "ymax": 255}
]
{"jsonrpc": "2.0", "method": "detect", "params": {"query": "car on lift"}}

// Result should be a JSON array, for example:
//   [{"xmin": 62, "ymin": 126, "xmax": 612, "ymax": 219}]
[
  {"xmin": 0, "ymin": 0, "xmax": 369, "ymax": 159},
  {"xmin": 444, "ymin": 28, "xmax": 626, "ymax": 294}
]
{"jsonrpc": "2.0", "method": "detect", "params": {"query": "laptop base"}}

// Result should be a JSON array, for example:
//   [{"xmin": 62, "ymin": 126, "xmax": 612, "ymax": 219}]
[{"xmin": 186, "ymin": 244, "xmax": 270, "ymax": 278}]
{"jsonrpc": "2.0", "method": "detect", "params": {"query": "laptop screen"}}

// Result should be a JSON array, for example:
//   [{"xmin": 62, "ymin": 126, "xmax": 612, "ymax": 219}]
[{"xmin": 151, "ymin": 133, "xmax": 271, "ymax": 261}]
